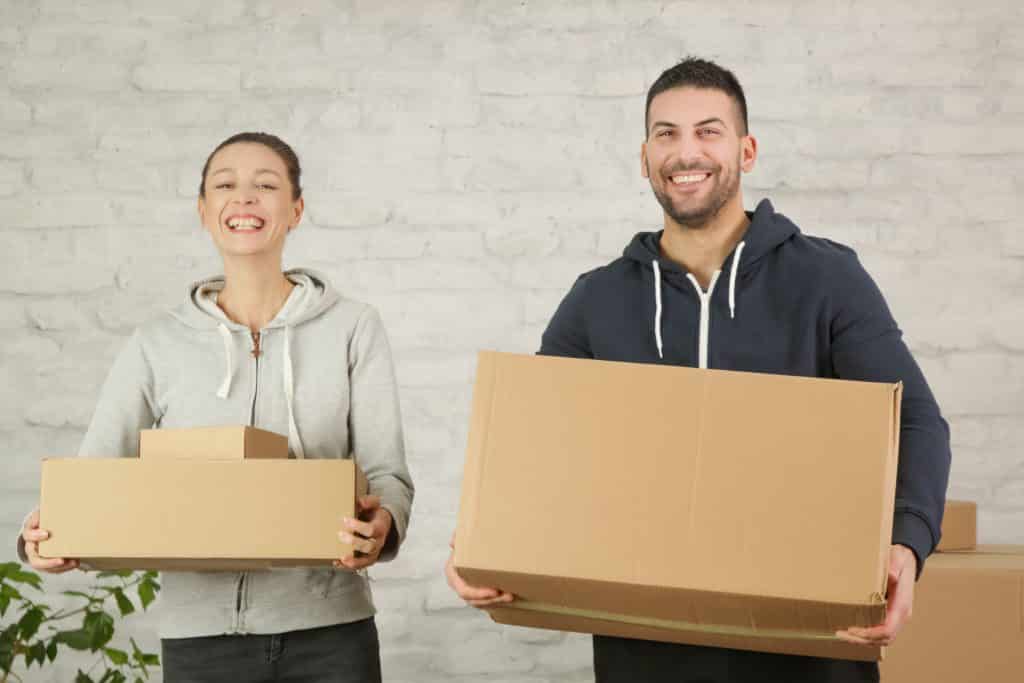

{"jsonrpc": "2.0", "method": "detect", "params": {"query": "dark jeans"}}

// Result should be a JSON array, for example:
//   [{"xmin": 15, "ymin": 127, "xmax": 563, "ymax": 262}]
[
  {"xmin": 161, "ymin": 619, "xmax": 381, "ymax": 683},
  {"xmin": 594, "ymin": 636, "xmax": 880, "ymax": 683}
]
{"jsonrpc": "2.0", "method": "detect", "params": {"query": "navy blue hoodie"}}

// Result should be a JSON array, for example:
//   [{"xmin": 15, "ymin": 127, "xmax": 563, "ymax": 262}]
[{"xmin": 539, "ymin": 198, "xmax": 951, "ymax": 571}]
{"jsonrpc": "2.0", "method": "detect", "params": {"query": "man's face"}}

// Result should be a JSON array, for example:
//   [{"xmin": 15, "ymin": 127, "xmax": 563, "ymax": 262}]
[{"xmin": 641, "ymin": 86, "xmax": 756, "ymax": 229}]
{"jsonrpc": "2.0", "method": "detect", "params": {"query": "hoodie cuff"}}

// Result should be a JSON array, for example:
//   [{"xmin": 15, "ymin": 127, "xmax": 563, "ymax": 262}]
[
  {"xmin": 15, "ymin": 509, "xmax": 34, "ymax": 564},
  {"xmin": 892, "ymin": 511, "xmax": 936, "ymax": 579},
  {"xmin": 378, "ymin": 503, "xmax": 406, "ymax": 563}
]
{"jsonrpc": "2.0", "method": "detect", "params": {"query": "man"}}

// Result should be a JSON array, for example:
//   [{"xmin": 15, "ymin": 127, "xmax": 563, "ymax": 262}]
[{"xmin": 446, "ymin": 57, "xmax": 951, "ymax": 683}]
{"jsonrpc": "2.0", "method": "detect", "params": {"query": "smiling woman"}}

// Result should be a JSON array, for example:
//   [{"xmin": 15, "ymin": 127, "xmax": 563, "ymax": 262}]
[{"xmin": 17, "ymin": 132, "xmax": 414, "ymax": 683}]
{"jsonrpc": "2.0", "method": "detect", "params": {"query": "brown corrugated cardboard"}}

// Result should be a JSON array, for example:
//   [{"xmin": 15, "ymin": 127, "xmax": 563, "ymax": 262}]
[
  {"xmin": 139, "ymin": 426, "xmax": 288, "ymax": 460},
  {"xmin": 935, "ymin": 500, "xmax": 977, "ymax": 552},
  {"xmin": 39, "ymin": 458, "xmax": 367, "ymax": 570},
  {"xmin": 455, "ymin": 352, "xmax": 903, "ymax": 662},
  {"xmin": 880, "ymin": 547, "xmax": 1024, "ymax": 682}
]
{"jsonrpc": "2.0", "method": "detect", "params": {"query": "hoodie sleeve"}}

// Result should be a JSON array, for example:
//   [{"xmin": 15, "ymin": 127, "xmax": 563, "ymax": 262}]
[
  {"xmin": 539, "ymin": 274, "xmax": 594, "ymax": 358},
  {"xmin": 348, "ymin": 305, "xmax": 414, "ymax": 562},
  {"xmin": 829, "ymin": 253, "xmax": 951, "ymax": 577},
  {"xmin": 16, "ymin": 330, "xmax": 159, "ymax": 563}
]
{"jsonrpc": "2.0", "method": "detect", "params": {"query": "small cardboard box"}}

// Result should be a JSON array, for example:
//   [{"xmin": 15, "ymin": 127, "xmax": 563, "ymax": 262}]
[
  {"xmin": 455, "ymin": 352, "xmax": 903, "ymax": 662},
  {"xmin": 140, "ymin": 426, "xmax": 288, "ymax": 460},
  {"xmin": 880, "ymin": 547, "xmax": 1024, "ymax": 682},
  {"xmin": 935, "ymin": 500, "xmax": 977, "ymax": 552},
  {"xmin": 39, "ymin": 459, "xmax": 366, "ymax": 570}
]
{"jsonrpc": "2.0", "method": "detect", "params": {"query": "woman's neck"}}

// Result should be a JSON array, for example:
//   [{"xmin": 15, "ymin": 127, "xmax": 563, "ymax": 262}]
[{"xmin": 216, "ymin": 258, "xmax": 295, "ymax": 333}]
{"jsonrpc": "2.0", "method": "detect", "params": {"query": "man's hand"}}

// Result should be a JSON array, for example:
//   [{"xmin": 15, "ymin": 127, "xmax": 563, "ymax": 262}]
[
  {"xmin": 836, "ymin": 544, "xmax": 917, "ymax": 647},
  {"xmin": 445, "ymin": 533, "xmax": 515, "ymax": 608},
  {"xmin": 21, "ymin": 508, "xmax": 79, "ymax": 573},
  {"xmin": 334, "ymin": 495, "xmax": 392, "ymax": 571}
]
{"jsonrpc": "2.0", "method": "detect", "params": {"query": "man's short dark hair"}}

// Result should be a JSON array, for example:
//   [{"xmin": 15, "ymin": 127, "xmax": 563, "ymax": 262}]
[{"xmin": 645, "ymin": 57, "xmax": 749, "ymax": 137}]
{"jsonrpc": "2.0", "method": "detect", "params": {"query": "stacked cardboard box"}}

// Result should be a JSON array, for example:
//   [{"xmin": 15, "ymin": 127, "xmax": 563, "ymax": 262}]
[
  {"xmin": 39, "ymin": 426, "xmax": 366, "ymax": 570},
  {"xmin": 879, "ymin": 501, "xmax": 1024, "ymax": 682},
  {"xmin": 455, "ymin": 352, "xmax": 904, "ymax": 661}
]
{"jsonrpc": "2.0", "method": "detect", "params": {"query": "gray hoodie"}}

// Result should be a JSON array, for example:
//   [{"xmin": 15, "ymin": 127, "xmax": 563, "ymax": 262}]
[{"xmin": 18, "ymin": 269, "xmax": 414, "ymax": 638}]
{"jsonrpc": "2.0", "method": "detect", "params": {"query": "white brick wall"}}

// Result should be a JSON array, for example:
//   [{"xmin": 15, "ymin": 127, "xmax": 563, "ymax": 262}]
[{"xmin": 1, "ymin": 1, "xmax": 1021, "ymax": 680}]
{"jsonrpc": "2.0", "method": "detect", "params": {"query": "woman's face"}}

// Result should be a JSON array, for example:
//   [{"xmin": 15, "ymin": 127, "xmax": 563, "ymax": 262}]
[{"xmin": 198, "ymin": 142, "xmax": 303, "ymax": 259}]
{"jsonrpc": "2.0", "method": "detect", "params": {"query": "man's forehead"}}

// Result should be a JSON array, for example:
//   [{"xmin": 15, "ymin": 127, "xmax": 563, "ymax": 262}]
[{"xmin": 649, "ymin": 86, "xmax": 738, "ymax": 127}]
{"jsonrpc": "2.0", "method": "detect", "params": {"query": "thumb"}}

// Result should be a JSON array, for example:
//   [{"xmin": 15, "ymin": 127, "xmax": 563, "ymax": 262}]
[{"xmin": 357, "ymin": 495, "xmax": 381, "ymax": 512}]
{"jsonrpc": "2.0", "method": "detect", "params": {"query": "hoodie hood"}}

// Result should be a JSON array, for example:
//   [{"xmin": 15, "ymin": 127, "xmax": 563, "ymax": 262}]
[
  {"xmin": 169, "ymin": 268, "xmax": 341, "ymax": 459},
  {"xmin": 172, "ymin": 268, "xmax": 340, "ymax": 331},
  {"xmin": 622, "ymin": 198, "xmax": 799, "ymax": 274},
  {"xmin": 622, "ymin": 198, "xmax": 800, "ymax": 361}
]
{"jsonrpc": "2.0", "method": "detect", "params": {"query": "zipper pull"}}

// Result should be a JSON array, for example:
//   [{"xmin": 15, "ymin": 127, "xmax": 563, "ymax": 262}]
[{"xmin": 251, "ymin": 331, "xmax": 261, "ymax": 358}]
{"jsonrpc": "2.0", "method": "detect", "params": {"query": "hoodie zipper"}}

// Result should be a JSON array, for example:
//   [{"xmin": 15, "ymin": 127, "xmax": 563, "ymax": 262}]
[
  {"xmin": 234, "ymin": 330, "xmax": 262, "ymax": 632},
  {"xmin": 686, "ymin": 271, "xmax": 721, "ymax": 370}
]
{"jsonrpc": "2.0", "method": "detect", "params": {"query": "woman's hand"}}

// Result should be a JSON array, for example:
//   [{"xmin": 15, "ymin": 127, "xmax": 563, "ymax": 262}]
[
  {"xmin": 21, "ymin": 508, "xmax": 79, "ymax": 573},
  {"xmin": 334, "ymin": 495, "xmax": 392, "ymax": 571}
]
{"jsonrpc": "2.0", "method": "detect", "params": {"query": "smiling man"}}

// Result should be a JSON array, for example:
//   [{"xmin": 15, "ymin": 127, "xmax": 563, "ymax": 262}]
[{"xmin": 449, "ymin": 57, "xmax": 952, "ymax": 682}]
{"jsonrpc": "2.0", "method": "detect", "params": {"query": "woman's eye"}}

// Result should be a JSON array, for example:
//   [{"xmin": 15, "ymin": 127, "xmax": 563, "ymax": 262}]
[
  {"xmin": 258, "ymin": 184, "xmax": 277, "ymax": 191},
  {"xmin": 216, "ymin": 183, "xmax": 233, "ymax": 189}
]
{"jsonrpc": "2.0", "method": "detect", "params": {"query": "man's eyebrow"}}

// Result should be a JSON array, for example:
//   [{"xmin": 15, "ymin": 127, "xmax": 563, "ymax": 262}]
[
  {"xmin": 694, "ymin": 117, "xmax": 728, "ymax": 129},
  {"xmin": 650, "ymin": 121, "xmax": 678, "ymax": 130}
]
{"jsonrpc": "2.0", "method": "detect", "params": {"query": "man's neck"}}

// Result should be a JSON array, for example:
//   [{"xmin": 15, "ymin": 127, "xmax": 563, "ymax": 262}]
[
  {"xmin": 659, "ymin": 197, "xmax": 750, "ymax": 291},
  {"xmin": 217, "ymin": 256, "xmax": 295, "ymax": 333}
]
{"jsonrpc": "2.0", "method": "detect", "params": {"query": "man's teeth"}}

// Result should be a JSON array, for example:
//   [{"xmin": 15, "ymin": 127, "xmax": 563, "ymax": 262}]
[{"xmin": 671, "ymin": 174, "xmax": 709, "ymax": 185}]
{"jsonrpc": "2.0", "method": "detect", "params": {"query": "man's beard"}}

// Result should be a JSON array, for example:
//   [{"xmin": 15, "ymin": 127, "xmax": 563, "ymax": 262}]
[{"xmin": 649, "ymin": 161, "xmax": 740, "ymax": 229}]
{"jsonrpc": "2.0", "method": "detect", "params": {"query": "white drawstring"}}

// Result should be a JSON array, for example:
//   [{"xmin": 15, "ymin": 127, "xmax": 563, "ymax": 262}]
[
  {"xmin": 282, "ymin": 326, "xmax": 306, "ymax": 459},
  {"xmin": 216, "ymin": 324, "xmax": 233, "ymax": 399},
  {"xmin": 729, "ymin": 241, "xmax": 746, "ymax": 320},
  {"xmin": 652, "ymin": 260, "xmax": 664, "ymax": 359}
]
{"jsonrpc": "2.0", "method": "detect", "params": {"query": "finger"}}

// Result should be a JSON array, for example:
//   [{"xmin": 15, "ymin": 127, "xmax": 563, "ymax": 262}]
[
  {"xmin": 449, "ymin": 532, "xmax": 455, "ymax": 550},
  {"xmin": 845, "ymin": 624, "xmax": 895, "ymax": 641},
  {"xmin": 356, "ymin": 495, "xmax": 381, "ymax": 512},
  {"xmin": 48, "ymin": 560, "xmax": 80, "ymax": 574},
  {"xmin": 835, "ymin": 630, "xmax": 878, "ymax": 646},
  {"xmin": 342, "ymin": 517, "xmax": 376, "ymax": 539},
  {"xmin": 339, "ymin": 532, "xmax": 378, "ymax": 555},
  {"xmin": 23, "ymin": 528, "xmax": 50, "ymax": 543},
  {"xmin": 31, "ymin": 556, "xmax": 70, "ymax": 571},
  {"xmin": 338, "ymin": 554, "xmax": 376, "ymax": 570},
  {"xmin": 25, "ymin": 508, "xmax": 40, "ymax": 530},
  {"xmin": 468, "ymin": 592, "xmax": 516, "ymax": 608}
]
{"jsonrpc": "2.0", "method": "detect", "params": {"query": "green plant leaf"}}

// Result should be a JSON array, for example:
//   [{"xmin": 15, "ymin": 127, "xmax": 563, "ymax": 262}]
[
  {"xmin": 137, "ymin": 580, "xmax": 156, "ymax": 610},
  {"xmin": 18, "ymin": 606, "xmax": 45, "ymax": 640},
  {"xmin": 64, "ymin": 590, "xmax": 102, "ymax": 604},
  {"xmin": 29, "ymin": 641, "xmax": 47, "ymax": 668},
  {"xmin": 84, "ymin": 611, "xmax": 115, "ymax": 650},
  {"xmin": 104, "ymin": 646, "xmax": 129, "ymax": 665},
  {"xmin": 140, "ymin": 653, "xmax": 159, "ymax": 666},
  {"xmin": 47, "ymin": 638, "xmax": 58, "ymax": 661},
  {"xmin": 97, "ymin": 570, "xmax": 134, "ymax": 579},
  {"xmin": 55, "ymin": 628, "xmax": 93, "ymax": 651},
  {"xmin": 0, "ymin": 592, "xmax": 10, "ymax": 618},
  {"xmin": 4, "ymin": 567, "xmax": 42, "ymax": 589},
  {"xmin": 112, "ymin": 588, "xmax": 135, "ymax": 616},
  {"xmin": 76, "ymin": 670, "xmax": 96, "ymax": 683}
]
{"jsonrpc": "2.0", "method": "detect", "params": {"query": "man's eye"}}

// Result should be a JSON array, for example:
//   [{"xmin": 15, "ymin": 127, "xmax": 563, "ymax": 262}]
[
  {"xmin": 658, "ymin": 130, "xmax": 673, "ymax": 137},
  {"xmin": 698, "ymin": 128, "xmax": 720, "ymax": 136}
]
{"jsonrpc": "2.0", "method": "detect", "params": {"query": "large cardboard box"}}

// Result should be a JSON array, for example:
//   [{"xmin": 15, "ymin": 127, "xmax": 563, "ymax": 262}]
[
  {"xmin": 39, "ymin": 427, "xmax": 366, "ymax": 570},
  {"xmin": 880, "ymin": 547, "xmax": 1024, "ymax": 682},
  {"xmin": 935, "ymin": 500, "xmax": 976, "ymax": 552},
  {"xmin": 140, "ymin": 425, "xmax": 288, "ymax": 460},
  {"xmin": 455, "ymin": 352, "xmax": 903, "ymax": 662}
]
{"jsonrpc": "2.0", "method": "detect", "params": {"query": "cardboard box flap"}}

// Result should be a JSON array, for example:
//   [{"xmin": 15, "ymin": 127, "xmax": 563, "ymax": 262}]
[
  {"xmin": 457, "ymin": 352, "xmax": 901, "ymax": 605},
  {"xmin": 488, "ymin": 606, "xmax": 882, "ymax": 663},
  {"xmin": 458, "ymin": 568, "xmax": 886, "ymax": 634}
]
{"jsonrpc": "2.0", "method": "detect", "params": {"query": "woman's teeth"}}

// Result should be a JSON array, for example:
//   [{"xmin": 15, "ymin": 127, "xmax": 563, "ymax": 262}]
[{"xmin": 227, "ymin": 217, "xmax": 264, "ymax": 230}]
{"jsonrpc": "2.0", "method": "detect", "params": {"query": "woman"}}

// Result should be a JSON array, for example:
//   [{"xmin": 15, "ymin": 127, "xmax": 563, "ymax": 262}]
[{"xmin": 18, "ymin": 132, "xmax": 414, "ymax": 683}]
